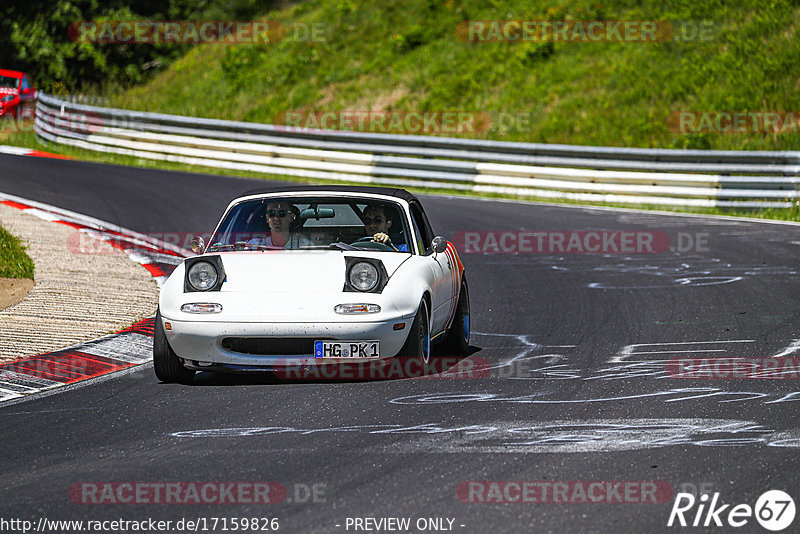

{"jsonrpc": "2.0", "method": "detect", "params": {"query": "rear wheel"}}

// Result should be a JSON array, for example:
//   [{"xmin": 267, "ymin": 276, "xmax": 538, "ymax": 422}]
[
  {"xmin": 397, "ymin": 299, "xmax": 431, "ymax": 367},
  {"xmin": 153, "ymin": 308, "xmax": 195, "ymax": 384},
  {"xmin": 19, "ymin": 103, "xmax": 34, "ymax": 121},
  {"xmin": 441, "ymin": 276, "xmax": 470, "ymax": 354}
]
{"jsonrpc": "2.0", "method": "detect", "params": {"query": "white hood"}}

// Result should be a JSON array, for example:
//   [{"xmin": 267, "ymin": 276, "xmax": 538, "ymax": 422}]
[{"xmin": 211, "ymin": 250, "xmax": 410, "ymax": 293}]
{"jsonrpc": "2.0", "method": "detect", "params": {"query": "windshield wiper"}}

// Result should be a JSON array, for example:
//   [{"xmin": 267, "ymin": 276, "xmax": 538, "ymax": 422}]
[
  {"xmin": 208, "ymin": 242, "xmax": 280, "ymax": 252},
  {"xmin": 207, "ymin": 243, "xmax": 234, "ymax": 252},
  {"xmin": 329, "ymin": 242, "xmax": 358, "ymax": 251}
]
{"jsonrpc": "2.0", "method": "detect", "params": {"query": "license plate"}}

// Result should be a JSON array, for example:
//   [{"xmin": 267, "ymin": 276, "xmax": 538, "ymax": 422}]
[{"xmin": 314, "ymin": 340, "xmax": 380, "ymax": 359}]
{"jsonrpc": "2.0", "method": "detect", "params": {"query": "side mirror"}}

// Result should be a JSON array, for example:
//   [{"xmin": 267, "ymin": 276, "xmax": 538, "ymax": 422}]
[
  {"xmin": 191, "ymin": 236, "xmax": 205, "ymax": 255},
  {"xmin": 431, "ymin": 236, "xmax": 447, "ymax": 254},
  {"xmin": 21, "ymin": 88, "xmax": 32, "ymax": 95}
]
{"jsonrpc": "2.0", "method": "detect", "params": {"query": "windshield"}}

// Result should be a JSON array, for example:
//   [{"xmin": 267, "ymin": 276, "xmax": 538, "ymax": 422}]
[
  {"xmin": 208, "ymin": 196, "xmax": 412, "ymax": 252},
  {"xmin": 0, "ymin": 76, "xmax": 20, "ymax": 90}
]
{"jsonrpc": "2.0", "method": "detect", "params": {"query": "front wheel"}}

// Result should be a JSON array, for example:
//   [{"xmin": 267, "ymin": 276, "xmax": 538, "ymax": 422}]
[
  {"xmin": 396, "ymin": 299, "xmax": 431, "ymax": 366},
  {"xmin": 441, "ymin": 276, "xmax": 470, "ymax": 354},
  {"xmin": 153, "ymin": 308, "xmax": 195, "ymax": 384},
  {"xmin": 19, "ymin": 103, "xmax": 34, "ymax": 121}
]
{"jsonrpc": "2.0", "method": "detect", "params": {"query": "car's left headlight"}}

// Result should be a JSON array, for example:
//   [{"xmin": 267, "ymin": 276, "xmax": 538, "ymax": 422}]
[{"xmin": 0, "ymin": 95, "xmax": 14, "ymax": 103}]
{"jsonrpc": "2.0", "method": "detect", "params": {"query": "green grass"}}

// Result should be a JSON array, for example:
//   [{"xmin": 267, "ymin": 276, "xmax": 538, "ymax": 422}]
[
  {"xmin": 6, "ymin": 1, "xmax": 799, "ymax": 221},
  {"xmin": 5, "ymin": 130, "xmax": 800, "ymax": 223},
  {"xmin": 0, "ymin": 223, "xmax": 34, "ymax": 279},
  {"xmin": 105, "ymin": 0, "xmax": 800, "ymax": 151}
]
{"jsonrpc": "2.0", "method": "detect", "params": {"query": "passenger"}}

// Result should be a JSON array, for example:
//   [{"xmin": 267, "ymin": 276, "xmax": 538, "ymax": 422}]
[
  {"xmin": 361, "ymin": 204, "xmax": 408, "ymax": 252},
  {"xmin": 250, "ymin": 200, "xmax": 313, "ymax": 249}
]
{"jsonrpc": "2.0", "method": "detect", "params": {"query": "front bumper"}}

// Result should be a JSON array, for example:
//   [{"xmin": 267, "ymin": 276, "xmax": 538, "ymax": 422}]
[
  {"xmin": 163, "ymin": 316, "xmax": 412, "ymax": 367},
  {"xmin": 0, "ymin": 101, "xmax": 18, "ymax": 117}
]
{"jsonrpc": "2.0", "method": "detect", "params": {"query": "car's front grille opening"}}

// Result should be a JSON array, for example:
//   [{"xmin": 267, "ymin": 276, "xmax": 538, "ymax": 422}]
[{"xmin": 220, "ymin": 337, "xmax": 335, "ymax": 356}]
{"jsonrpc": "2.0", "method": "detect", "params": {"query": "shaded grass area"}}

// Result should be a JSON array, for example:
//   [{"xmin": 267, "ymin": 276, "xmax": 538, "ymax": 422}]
[
  {"xmin": 108, "ymin": 0, "xmax": 800, "ymax": 151},
  {"xmin": 4, "ymin": 130, "xmax": 799, "ymax": 223},
  {"xmin": 0, "ymin": 222, "xmax": 34, "ymax": 280}
]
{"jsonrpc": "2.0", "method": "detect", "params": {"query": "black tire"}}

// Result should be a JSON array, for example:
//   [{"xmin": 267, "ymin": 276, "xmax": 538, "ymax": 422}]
[
  {"xmin": 441, "ymin": 276, "xmax": 470, "ymax": 355},
  {"xmin": 20, "ymin": 103, "xmax": 34, "ymax": 121},
  {"xmin": 153, "ymin": 308, "xmax": 195, "ymax": 384},
  {"xmin": 396, "ymin": 299, "xmax": 431, "ymax": 366}
]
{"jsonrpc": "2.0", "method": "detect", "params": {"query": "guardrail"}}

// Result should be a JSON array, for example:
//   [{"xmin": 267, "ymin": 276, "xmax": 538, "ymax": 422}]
[{"xmin": 34, "ymin": 93, "xmax": 800, "ymax": 208}]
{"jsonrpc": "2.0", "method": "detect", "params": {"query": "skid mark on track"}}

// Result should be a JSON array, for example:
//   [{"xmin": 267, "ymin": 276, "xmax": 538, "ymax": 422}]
[
  {"xmin": 480, "ymin": 253, "xmax": 796, "ymax": 288},
  {"xmin": 478, "ymin": 333, "xmax": 800, "ymax": 382},
  {"xmin": 472, "ymin": 332, "xmax": 581, "ymax": 380},
  {"xmin": 169, "ymin": 418, "xmax": 800, "ymax": 452},
  {"xmin": 388, "ymin": 388, "xmax": 800, "ymax": 406},
  {"xmin": 169, "ymin": 334, "xmax": 800, "ymax": 453},
  {"xmin": 587, "ymin": 259, "xmax": 794, "ymax": 289}
]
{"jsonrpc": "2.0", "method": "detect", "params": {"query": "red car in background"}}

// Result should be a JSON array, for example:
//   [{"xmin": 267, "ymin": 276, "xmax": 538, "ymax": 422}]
[{"xmin": 0, "ymin": 69, "xmax": 36, "ymax": 119}]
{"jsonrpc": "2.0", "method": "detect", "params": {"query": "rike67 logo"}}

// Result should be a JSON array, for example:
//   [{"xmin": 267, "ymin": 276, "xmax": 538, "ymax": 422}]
[{"xmin": 668, "ymin": 490, "xmax": 795, "ymax": 531}]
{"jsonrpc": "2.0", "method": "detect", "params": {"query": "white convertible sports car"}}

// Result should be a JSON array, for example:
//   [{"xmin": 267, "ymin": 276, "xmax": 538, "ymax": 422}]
[{"xmin": 154, "ymin": 185, "xmax": 470, "ymax": 383}]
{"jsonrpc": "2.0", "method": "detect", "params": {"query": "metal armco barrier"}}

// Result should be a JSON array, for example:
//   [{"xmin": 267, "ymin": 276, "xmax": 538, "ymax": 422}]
[{"xmin": 34, "ymin": 93, "xmax": 800, "ymax": 208}]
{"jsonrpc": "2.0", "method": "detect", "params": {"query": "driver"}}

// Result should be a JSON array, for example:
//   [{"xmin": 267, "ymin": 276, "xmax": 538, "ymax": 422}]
[
  {"xmin": 361, "ymin": 204, "xmax": 408, "ymax": 252},
  {"xmin": 249, "ymin": 200, "xmax": 313, "ymax": 249}
]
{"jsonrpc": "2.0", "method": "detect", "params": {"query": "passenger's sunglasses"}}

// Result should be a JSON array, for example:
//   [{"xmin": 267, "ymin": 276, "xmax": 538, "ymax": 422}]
[
  {"xmin": 267, "ymin": 209, "xmax": 290, "ymax": 218},
  {"xmin": 362, "ymin": 216, "xmax": 384, "ymax": 224}
]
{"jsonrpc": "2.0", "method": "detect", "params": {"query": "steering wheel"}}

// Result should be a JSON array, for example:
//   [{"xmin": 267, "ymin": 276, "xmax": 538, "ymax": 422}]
[{"xmin": 350, "ymin": 237, "xmax": 395, "ymax": 251}]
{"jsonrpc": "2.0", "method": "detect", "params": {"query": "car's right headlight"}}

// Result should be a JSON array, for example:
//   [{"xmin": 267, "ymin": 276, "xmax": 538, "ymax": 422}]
[
  {"xmin": 183, "ymin": 255, "xmax": 226, "ymax": 292},
  {"xmin": 187, "ymin": 261, "xmax": 218, "ymax": 291},
  {"xmin": 0, "ymin": 95, "xmax": 14, "ymax": 103},
  {"xmin": 348, "ymin": 261, "xmax": 379, "ymax": 291}
]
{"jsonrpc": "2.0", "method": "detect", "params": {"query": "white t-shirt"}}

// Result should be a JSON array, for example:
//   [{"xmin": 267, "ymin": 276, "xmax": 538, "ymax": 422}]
[{"xmin": 247, "ymin": 233, "xmax": 314, "ymax": 249}]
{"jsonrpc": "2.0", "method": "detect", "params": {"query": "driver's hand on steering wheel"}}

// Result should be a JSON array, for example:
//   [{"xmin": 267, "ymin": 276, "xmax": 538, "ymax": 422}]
[
  {"xmin": 372, "ymin": 232, "xmax": 398, "ymax": 251},
  {"xmin": 372, "ymin": 232, "xmax": 391, "ymax": 244}
]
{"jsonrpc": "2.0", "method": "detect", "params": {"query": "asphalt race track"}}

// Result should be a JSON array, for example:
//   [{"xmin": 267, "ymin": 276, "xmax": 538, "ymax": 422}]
[{"xmin": 2, "ymin": 153, "xmax": 800, "ymax": 533}]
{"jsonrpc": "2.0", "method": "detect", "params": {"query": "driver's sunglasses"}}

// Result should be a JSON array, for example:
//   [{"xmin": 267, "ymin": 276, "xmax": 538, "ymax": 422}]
[
  {"xmin": 362, "ymin": 216, "xmax": 384, "ymax": 224},
  {"xmin": 267, "ymin": 209, "xmax": 290, "ymax": 218}
]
